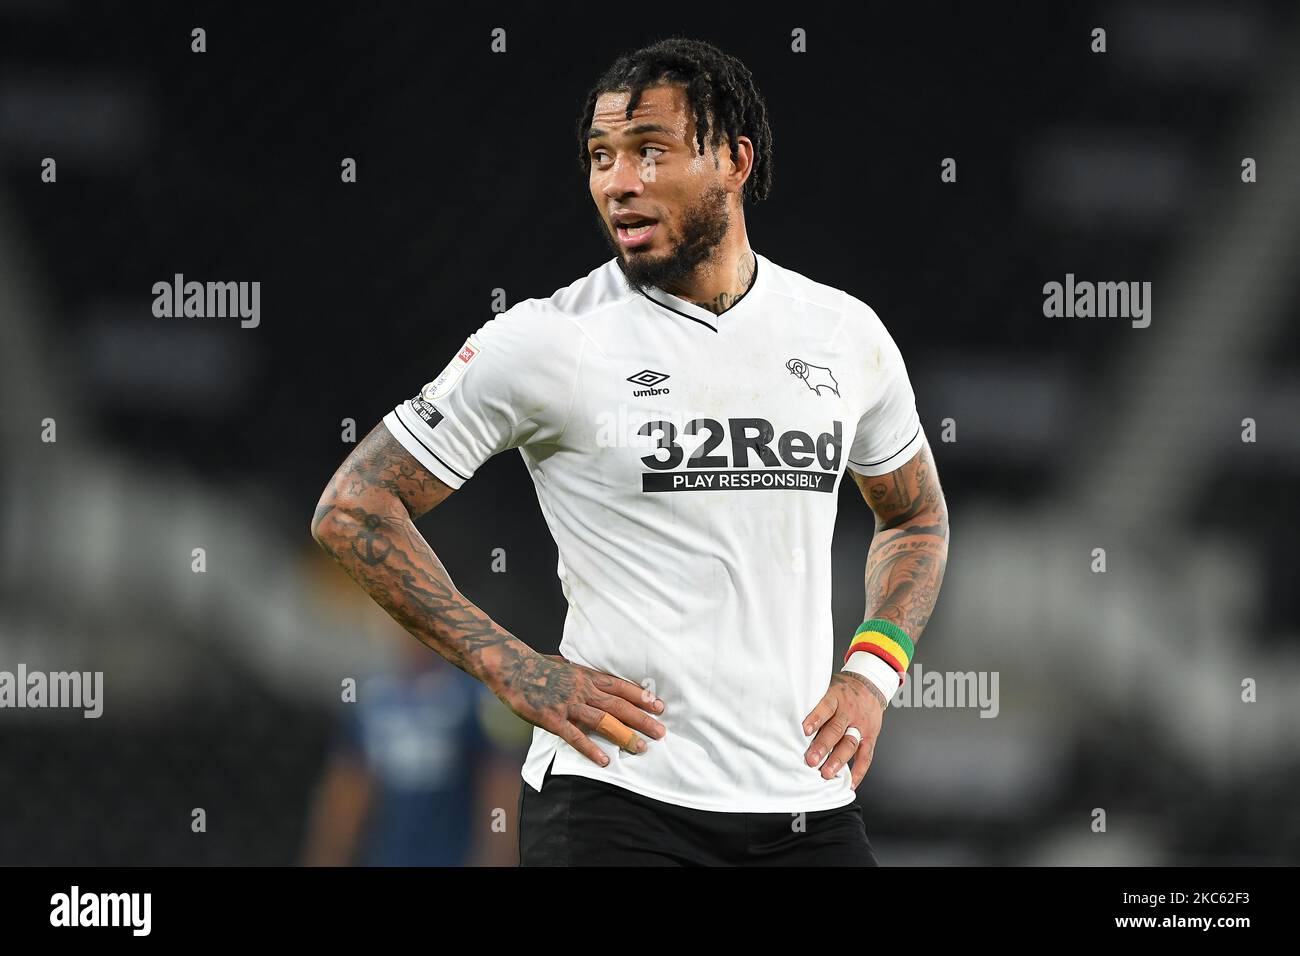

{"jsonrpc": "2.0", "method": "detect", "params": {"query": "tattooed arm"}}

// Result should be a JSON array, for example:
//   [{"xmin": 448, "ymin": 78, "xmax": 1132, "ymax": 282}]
[
  {"xmin": 309, "ymin": 422, "xmax": 665, "ymax": 766},
  {"xmin": 851, "ymin": 439, "xmax": 950, "ymax": 644},
  {"xmin": 802, "ymin": 439, "xmax": 949, "ymax": 786}
]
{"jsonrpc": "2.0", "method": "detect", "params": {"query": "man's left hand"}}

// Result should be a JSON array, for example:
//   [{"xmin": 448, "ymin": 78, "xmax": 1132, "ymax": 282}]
[{"xmin": 801, "ymin": 673, "xmax": 887, "ymax": 788}]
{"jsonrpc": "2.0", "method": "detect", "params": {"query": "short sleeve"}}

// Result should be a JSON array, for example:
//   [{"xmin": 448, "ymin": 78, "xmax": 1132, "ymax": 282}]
[
  {"xmin": 846, "ymin": 300, "xmax": 925, "ymax": 477},
  {"xmin": 382, "ymin": 302, "xmax": 587, "ymax": 489}
]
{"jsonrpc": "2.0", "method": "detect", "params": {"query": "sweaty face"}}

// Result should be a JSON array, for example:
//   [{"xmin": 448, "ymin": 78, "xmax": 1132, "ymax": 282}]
[{"xmin": 586, "ymin": 85, "xmax": 733, "ymax": 294}]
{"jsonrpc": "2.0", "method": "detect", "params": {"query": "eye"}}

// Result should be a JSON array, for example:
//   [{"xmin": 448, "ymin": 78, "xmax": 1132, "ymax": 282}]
[{"xmin": 589, "ymin": 146, "xmax": 662, "ymax": 168}]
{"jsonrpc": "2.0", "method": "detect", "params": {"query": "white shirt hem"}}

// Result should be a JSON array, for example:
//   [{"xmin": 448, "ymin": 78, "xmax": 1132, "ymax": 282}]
[{"xmin": 521, "ymin": 739, "xmax": 859, "ymax": 814}]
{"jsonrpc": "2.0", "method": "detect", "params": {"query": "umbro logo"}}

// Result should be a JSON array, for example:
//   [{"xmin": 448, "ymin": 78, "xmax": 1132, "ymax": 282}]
[
  {"xmin": 628, "ymin": 369, "xmax": 671, "ymax": 397},
  {"xmin": 786, "ymin": 358, "xmax": 839, "ymax": 397}
]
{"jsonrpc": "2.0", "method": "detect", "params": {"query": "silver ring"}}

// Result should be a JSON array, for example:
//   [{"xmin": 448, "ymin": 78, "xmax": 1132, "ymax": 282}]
[{"xmin": 844, "ymin": 726, "xmax": 862, "ymax": 748}]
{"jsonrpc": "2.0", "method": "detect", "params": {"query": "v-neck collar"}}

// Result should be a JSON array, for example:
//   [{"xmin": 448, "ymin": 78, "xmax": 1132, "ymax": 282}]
[{"xmin": 630, "ymin": 251, "xmax": 766, "ymax": 333}]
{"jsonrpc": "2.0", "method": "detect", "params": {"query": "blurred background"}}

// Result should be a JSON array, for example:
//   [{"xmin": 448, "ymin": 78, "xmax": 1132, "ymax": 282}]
[{"xmin": 1, "ymin": 2, "xmax": 1297, "ymax": 865}]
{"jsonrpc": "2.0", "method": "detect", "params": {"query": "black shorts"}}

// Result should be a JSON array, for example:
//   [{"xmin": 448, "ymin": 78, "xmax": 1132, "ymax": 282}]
[{"xmin": 518, "ymin": 756, "xmax": 878, "ymax": 866}]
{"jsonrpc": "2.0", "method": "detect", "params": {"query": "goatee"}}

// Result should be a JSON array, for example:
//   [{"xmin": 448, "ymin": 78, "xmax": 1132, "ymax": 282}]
[{"xmin": 599, "ymin": 184, "xmax": 731, "ymax": 296}]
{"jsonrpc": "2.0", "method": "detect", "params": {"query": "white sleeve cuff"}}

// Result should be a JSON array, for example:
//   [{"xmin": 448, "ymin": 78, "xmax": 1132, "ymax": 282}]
[{"xmin": 846, "ymin": 421, "xmax": 925, "ymax": 477}]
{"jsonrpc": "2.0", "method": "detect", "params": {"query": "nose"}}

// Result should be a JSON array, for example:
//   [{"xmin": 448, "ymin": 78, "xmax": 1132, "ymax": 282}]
[{"xmin": 600, "ymin": 152, "xmax": 646, "ymax": 202}]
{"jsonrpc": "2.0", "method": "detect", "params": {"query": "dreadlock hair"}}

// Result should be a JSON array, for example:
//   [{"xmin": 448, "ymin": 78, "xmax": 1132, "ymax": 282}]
[{"xmin": 575, "ymin": 37, "xmax": 774, "ymax": 205}]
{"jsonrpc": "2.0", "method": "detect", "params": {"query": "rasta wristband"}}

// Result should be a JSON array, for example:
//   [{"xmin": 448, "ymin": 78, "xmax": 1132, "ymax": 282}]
[{"xmin": 844, "ymin": 618, "xmax": 914, "ymax": 680}]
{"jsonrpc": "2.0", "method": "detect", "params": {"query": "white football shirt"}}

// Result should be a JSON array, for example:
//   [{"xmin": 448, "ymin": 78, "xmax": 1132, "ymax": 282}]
[{"xmin": 383, "ymin": 251, "xmax": 925, "ymax": 813}]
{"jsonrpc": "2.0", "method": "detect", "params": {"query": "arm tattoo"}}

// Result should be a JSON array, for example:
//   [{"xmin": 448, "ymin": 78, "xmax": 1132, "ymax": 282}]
[
  {"xmin": 854, "ymin": 442, "xmax": 949, "ymax": 641},
  {"xmin": 311, "ymin": 425, "xmax": 566, "ymax": 707}
]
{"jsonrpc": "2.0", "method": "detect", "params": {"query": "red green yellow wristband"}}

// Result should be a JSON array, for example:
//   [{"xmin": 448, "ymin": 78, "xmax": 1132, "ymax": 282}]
[{"xmin": 844, "ymin": 618, "xmax": 915, "ymax": 679}]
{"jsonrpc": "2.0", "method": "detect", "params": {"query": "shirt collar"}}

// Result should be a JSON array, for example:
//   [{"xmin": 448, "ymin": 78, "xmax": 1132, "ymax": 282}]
[{"xmin": 625, "ymin": 251, "xmax": 765, "ymax": 333}]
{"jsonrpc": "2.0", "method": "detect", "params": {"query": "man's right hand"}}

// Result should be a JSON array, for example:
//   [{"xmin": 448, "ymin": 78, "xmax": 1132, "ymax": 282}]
[
  {"xmin": 311, "ymin": 425, "xmax": 666, "ymax": 770},
  {"xmin": 489, "ymin": 650, "xmax": 667, "ymax": 767}
]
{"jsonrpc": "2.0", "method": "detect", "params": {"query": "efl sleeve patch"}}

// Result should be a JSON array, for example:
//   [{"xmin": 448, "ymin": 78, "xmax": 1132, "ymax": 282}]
[{"xmin": 420, "ymin": 334, "xmax": 482, "ymax": 402}]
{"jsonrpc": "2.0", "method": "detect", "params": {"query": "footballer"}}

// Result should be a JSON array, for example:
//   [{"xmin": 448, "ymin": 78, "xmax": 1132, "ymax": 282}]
[{"xmin": 311, "ymin": 37, "xmax": 950, "ymax": 866}]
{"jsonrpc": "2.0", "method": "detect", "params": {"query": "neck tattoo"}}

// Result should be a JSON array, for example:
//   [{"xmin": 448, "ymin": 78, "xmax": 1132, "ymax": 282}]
[{"xmin": 692, "ymin": 251, "xmax": 757, "ymax": 316}]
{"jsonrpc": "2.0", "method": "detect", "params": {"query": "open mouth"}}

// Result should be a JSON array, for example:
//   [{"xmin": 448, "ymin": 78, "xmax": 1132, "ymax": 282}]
[{"xmin": 615, "ymin": 218, "xmax": 658, "ymax": 247}]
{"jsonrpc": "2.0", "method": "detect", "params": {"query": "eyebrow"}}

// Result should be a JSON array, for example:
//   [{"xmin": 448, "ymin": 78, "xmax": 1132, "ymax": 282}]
[{"xmin": 586, "ymin": 123, "xmax": 674, "ymax": 141}]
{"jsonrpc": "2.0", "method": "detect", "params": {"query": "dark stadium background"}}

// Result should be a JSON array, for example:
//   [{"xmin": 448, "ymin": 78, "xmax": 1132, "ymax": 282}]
[{"xmin": 1, "ymin": 2, "xmax": 1297, "ymax": 864}]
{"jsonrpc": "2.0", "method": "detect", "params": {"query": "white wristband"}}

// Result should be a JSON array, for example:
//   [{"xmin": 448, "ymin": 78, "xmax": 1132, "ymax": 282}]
[{"xmin": 841, "ymin": 651, "xmax": 901, "ymax": 705}]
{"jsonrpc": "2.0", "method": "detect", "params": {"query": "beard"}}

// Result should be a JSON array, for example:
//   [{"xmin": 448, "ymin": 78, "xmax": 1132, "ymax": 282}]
[{"xmin": 596, "ymin": 184, "xmax": 731, "ymax": 296}]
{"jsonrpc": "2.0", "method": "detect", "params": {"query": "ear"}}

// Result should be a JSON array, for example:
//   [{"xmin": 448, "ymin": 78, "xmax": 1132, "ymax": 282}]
[{"xmin": 727, "ymin": 135, "xmax": 755, "ymax": 194}]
